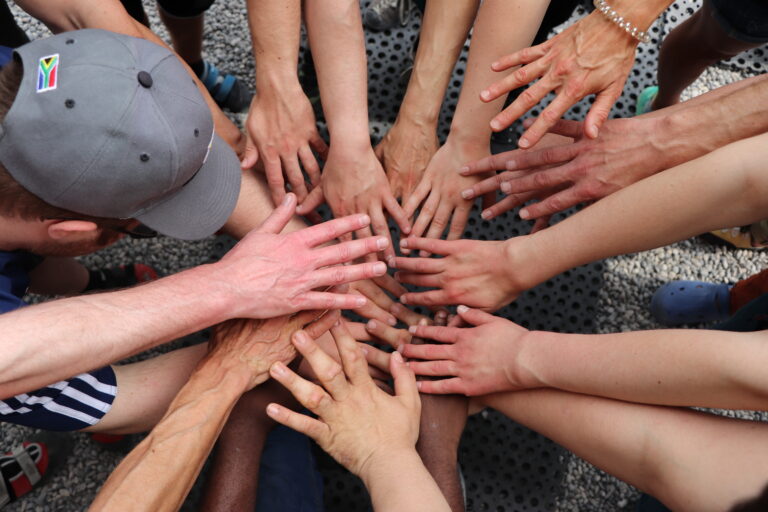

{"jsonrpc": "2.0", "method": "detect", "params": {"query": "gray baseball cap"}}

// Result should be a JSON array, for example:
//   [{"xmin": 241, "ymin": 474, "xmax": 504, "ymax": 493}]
[{"xmin": 0, "ymin": 29, "xmax": 241, "ymax": 240}]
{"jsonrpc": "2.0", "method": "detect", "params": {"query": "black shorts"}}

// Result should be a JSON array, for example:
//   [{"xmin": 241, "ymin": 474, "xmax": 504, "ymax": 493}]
[{"xmin": 709, "ymin": 0, "xmax": 768, "ymax": 44}]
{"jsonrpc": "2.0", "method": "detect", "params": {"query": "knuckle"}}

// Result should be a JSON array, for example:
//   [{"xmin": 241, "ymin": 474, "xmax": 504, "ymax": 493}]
[
  {"xmin": 533, "ymin": 172, "xmax": 550, "ymax": 188},
  {"xmin": 306, "ymin": 390, "xmax": 327, "ymax": 409},
  {"xmin": 333, "ymin": 268, "xmax": 347, "ymax": 284},
  {"xmin": 520, "ymin": 89, "xmax": 537, "ymax": 106},
  {"xmin": 514, "ymin": 68, "xmax": 528, "ymax": 83}
]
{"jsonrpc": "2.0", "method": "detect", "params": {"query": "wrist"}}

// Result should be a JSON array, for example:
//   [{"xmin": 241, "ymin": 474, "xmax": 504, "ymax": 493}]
[
  {"xmin": 328, "ymin": 134, "xmax": 374, "ymax": 156},
  {"xmin": 512, "ymin": 330, "xmax": 552, "ymax": 389},
  {"xmin": 191, "ymin": 263, "xmax": 251, "ymax": 322},
  {"xmin": 502, "ymin": 236, "xmax": 549, "ymax": 294},
  {"xmin": 446, "ymin": 125, "xmax": 492, "ymax": 149},
  {"xmin": 599, "ymin": 0, "xmax": 669, "ymax": 31},
  {"xmin": 254, "ymin": 70, "xmax": 302, "ymax": 96},
  {"xmin": 359, "ymin": 447, "xmax": 421, "ymax": 484},
  {"xmin": 658, "ymin": 109, "xmax": 719, "ymax": 167}
]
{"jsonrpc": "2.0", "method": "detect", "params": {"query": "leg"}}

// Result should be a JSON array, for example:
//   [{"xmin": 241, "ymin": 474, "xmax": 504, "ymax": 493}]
[
  {"xmin": 730, "ymin": 269, "xmax": 768, "ymax": 313},
  {"xmin": 157, "ymin": 7, "xmax": 204, "ymax": 66},
  {"xmin": 27, "ymin": 257, "xmax": 89, "ymax": 296},
  {"xmin": 83, "ymin": 344, "xmax": 208, "ymax": 434},
  {"xmin": 655, "ymin": 2, "xmax": 760, "ymax": 109},
  {"xmin": 480, "ymin": 390, "xmax": 768, "ymax": 511},
  {"xmin": 415, "ymin": 394, "xmax": 468, "ymax": 512},
  {"xmin": 0, "ymin": 0, "xmax": 29, "ymax": 48}
]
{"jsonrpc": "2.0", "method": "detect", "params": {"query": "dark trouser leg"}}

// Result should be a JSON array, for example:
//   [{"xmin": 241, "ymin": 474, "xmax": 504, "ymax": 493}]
[{"xmin": 0, "ymin": 1, "xmax": 29, "ymax": 48}]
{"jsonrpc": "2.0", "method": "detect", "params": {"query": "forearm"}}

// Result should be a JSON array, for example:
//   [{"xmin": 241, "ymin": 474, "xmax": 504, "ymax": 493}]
[
  {"xmin": 518, "ymin": 328, "xmax": 768, "ymax": 409},
  {"xmin": 513, "ymin": 132, "xmax": 768, "ymax": 289},
  {"xmin": 361, "ymin": 450, "xmax": 451, "ymax": 512},
  {"xmin": 248, "ymin": 0, "xmax": 302, "ymax": 91},
  {"xmin": 0, "ymin": 264, "xmax": 234, "ymax": 398},
  {"xmin": 304, "ymin": 0, "xmax": 370, "ymax": 148},
  {"xmin": 90, "ymin": 356, "xmax": 251, "ymax": 512},
  {"xmin": 482, "ymin": 389, "xmax": 768, "ymax": 512},
  {"xmin": 448, "ymin": 0, "xmax": 549, "ymax": 145},
  {"xmin": 397, "ymin": 0, "xmax": 480, "ymax": 126}
]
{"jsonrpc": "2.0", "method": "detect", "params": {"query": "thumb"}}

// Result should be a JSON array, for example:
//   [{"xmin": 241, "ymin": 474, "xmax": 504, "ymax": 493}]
[
  {"xmin": 257, "ymin": 193, "xmax": 297, "ymax": 234},
  {"xmin": 241, "ymin": 132, "xmax": 259, "ymax": 170},
  {"xmin": 390, "ymin": 351, "xmax": 419, "ymax": 405}
]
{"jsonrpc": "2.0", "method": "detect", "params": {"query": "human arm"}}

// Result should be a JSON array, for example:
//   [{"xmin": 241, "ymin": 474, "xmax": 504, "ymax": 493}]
[
  {"xmin": 374, "ymin": 0, "xmax": 480, "ymax": 203},
  {"xmin": 394, "ymin": 132, "xmax": 768, "ymax": 310},
  {"xmin": 461, "ymin": 74, "xmax": 768, "ymax": 221},
  {"xmin": 15, "ymin": 0, "xmax": 244, "ymax": 156},
  {"xmin": 405, "ymin": 307, "xmax": 768, "ymax": 410},
  {"xmin": 402, "ymin": 0, "xmax": 550, "ymax": 245},
  {"xmin": 266, "ymin": 323, "xmax": 450, "ymax": 512},
  {"xmin": 481, "ymin": 389, "xmax": 768, "ymax": 512},
  {"xmin": 483, "ymin": 0, "xmax": 674, "ymax": 147},
  {"xmin": 241, "ymin": 0, "xmax": 328, "ymax": 206},
  {"xmin": 299, "ymin": 0, "xmax": 410, "ymax": 263}
]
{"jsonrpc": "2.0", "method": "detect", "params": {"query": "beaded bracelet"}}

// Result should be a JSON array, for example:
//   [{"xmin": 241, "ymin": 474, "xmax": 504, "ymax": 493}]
[{"xmin": 592, "ymin": 0, "xmax": 651, "ymax": 44}]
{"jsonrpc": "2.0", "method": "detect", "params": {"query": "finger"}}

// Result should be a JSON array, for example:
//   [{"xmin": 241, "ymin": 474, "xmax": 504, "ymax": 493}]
[
  {"xmin": 401, "ymin": 289, "xmax": 452, "ymax": 307},
  {"xmin": 309, "ymin": 133, "xmax": 329, "ymax": 160},
  {"xmin": 519, "ymin": 186, "xmax": 588, "ymax": 220},
  {"xmin": 399, "ymin": 237, "xmax": 455, "ymax": 255},
  {"xmin": 584, "ymin": 84, "xmax": 622, "ymax": 139},
  {"xmin": 459, "ymin": 152, "xmax": 518, "ymax": 176},
  {"xmin": 263, "ymin": 155, "xmax": 287, "ymax": 207},
  {"xmin": 394, "ymin": 272, "xmax": 443, "ymax": 289},
  {"xmin": 269, "ymin": 361, "xmax": 331, "ymax": 415},
  {"xmin": 408, "ymin": 190, "xmax": 439, "ymax": 243},
  {"xmin": 241, "ymin": 134, "xmax": 259, "ymax": 169},
  {"xmin": 490, "ymin": 39, "xmax": 553, "ymax": 71},
  {"xmin": 304, "ymin": 309, "xmax": 342, "ymax": 339},
  {"xmin": 422, "ymin": 201, "xmax": 453, "ymax": 245},
  {"xmin": 520, "ymin": 93, "xmax": 579, "ymax": 149},
  {"xmin": 352, "ymin": 280, "xmax": 398, "ymax": 324},
  {"xmin": 447, "ymin": 205, "xmax": 470, "ymax": 241},
  {"xmin": 345, "ymin": 321, "xmax": 371, "ymax": 341},
  {"xmin": 382, "ymin": 194, "xmax": 412, "ymax": 236},
  {"xmin": 366, "ymin": 319, "xmax": 412, "ymax": 350},
  {"xmin": 482, "ymin": 59, "xmax": 549, "ymax": 105},
  {"xmin": 294, "ymin": 291, "xmax": 368, "ymax": 311},
  {"xmin": 296, "ymin": 185, "xmax": 325, "ymax": 216},
  {"xmin": 390, "ymin": 256, "xmax": 445, "ymax": 274},
  {"xmin": 331, "ymin": 322, "xmax": 372, "ymax": 385},
  {"xmin": 415, "ymin": 378, "xmax": 465, "ymax": 395},
  {"xmin": 311, "ymin": 261, "xmax": 388, "ymax": 288},
  {"xmin": 406, "ymin": 324, "xmax": 459, "ymax": 343},
  {"xmin": 360, "ymin": 343, "xmax": 391, "ymax": 374},
  {"xmin": 464, "ymin": 171, "xmax": 515, "ymax": 199},
  {"xmin": 299, "ymin": 145, "xmax": 322, "ymax": 187},
  {"xmin": 355, "ymin": 295, "xmax": 398, "ymax": 326},
  {"xmin": 502, "ymin": 164, "xmax": 577, "ymax": 198},
  {"xmin": 543, "ymin": 118, "xmax": 583, "ymax": 139},
  {"xmin": 480, "ymin": 191, "xmax": 534, "ymax": 220},
  {"xmin": 370, "ymin": 206, "xmax": 396, "ymax": 264},
  {"xmin": 447, "ymin": 314, "xmax": 465, "ymax": 328},
  {"xmin": 256, "ymin": 193, "xmax": 297, "ymax": 234},
  {"xmin": 490, "ymin": 79, "xmax": 553, "ymax": 134},
  {"xmin": 456, "ymin": 305, "xmax": 496, "ymax": 326},
  {"xmin": 313, "ymin": 237, "xmax": 389, "ymax": 268},
  {"xmin": 291, "ymin": 331, "xmax": 349, "ymax": 398},
  {"xmin": 266, "ymin": 403, "xmax": 329, "ymax": 441},
  {"xmin": 504, "ymin": 144, "xmax": 580, "ymax": 174},
  {"xmin": 401, "ymin": 178, "xmax": 432, "ymax": 220},
  {"xmin": 390, "ymin": 351, "xmax": 419, "ymax": 407},
  {"xmin": 407, "ymin": 360, "xmax": 459, "ymax": 377},
  {"xmin": 530, "ymin": 216, "xmax": 551, "ymax": 234},
  {"xmin": 371, "ymin": 273, "xmax": 407, "ymax": 302},
  {"xmin": 283, "ymin": 154, "xmax": 309, "ymax": 203},
  {"xmin": 298, "ymin": 214, "xmax": 372, "ymax": 247},
  {"xmin": 390, "ymin": 302, "xmax": 429, "ymax": 327}
]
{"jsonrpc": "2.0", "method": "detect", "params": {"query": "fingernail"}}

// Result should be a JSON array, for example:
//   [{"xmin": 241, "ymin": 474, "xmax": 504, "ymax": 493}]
[
  {"xmin": 376, "ymin": 237, "xmax": 389, "ymax": 250},
  {"xmin": 457, "ymin": 305, "xmax": 469, "ymax": 314},
  {"xmin": 397, "ymin": 344, "xmax": 405, "ymax": 354},
  {"xmin": 519, "ymin": 137, "xmax": 530, "ymax": 149},
  {"xmin": 408, "ymin": 326, "xmax": 417, "ymax": 334},
  {"xmin": 388, "ymin": 316, "xmax": 397, "ymax": 326},
  {"xmin": 491, "ymin": 61, "xmax": 500, "ymax": 68},
  {"xmin": 459, "ymin": 166, "xmax": 470, "ymax": 174},
  {"xmin": 271, "ymin": 362, "xmax": 287, "ymax": 376},
  {"xmin": 359, "ymin": 214, "xmax": 371, "ymax": 226},
  {"xmin": 418, "ymin": 318, "xmax": 428, "ymax": 326},
  {"xmin": 293, "ymin": 331, "xmax": 308, "ymax": 345},
  {"xmin": 334, "ymin": 320, "xmax": 341, "ymax": 327},
  {"xmin": 355, "ymin": 296, "xmax": 367, "ymax": 307},
  {"xmin": 461, "ymin": 189, "xmax": 474, "ymax": 199},
  {"xmin": 480, "ymin": 90, "xmax": 491, "ymax": 101},
  {"xmin": 387, "ymin": 256, "xmax": 395, "ymax": 267},
  {"xmin": 390, "ymin": 303, "xmax": 403, "ymax": 314},
  {"xmin": 267, "ymin": 404, "xmax": 280, "ymax": 416},
  {"xmin": 394, "ymin": 272, "xmax": 401, "ymax": 281},
  {"xmin": 361, "ymin": 346, "xmax": 369, "ymax": 356},
  {"xmin": 392, "ymin": 351, "xmax": 404, "ymax": 364},
  {"xmin": 481, "ymin": 210, "xmax": 492, "ymax": 220},
  {"xmin": 490, "ymin": 119, "xmax": 501, "ymax": 131},
  {"xmin": 588, "ymin": 125, "xmax": 599, "ymax": 138},
  {"xmin": 282, "ymin": 193, "xmax": 294, "ymax": 206},
  {"xmin": 373, "ymin": 262, "xmax": 387, "ymax": 275},
  {"xmin": 400, "ymin": 294, "xmax": 408, "ymax": 304},
  {"xmin": 367, "ymin": 320, "xmax": 377, "ymax": 330},
  {"xmin": 416, "ymin": 381, "xmax": 423, "ymax": 390},
  {"xmin": 400, "ymin": 239, "xmax": 409, "ymax": 248},
  {"xmin": 501, "ymin": 182, "xmax": 512, "ymax": 194},
  {"xmin": 519, "ymin": 208, "xmax": 530, "ymax": 219},
  {"xmin": 402, "ymin": 225, "xmax": 411, "ymax": 235},
  {"xmin": 506, "ymin": 160, "xmax": 517, "ymax": 171}
]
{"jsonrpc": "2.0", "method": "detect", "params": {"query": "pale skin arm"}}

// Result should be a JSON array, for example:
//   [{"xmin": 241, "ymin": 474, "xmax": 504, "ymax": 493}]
[
  {"xmin": 481, "ymin": 389, "xmax": 768, "ymax": 512},
  {"xmin": 406, "ymin": 308, "xmax": 768, "ymax": 410},
  {"xmin": 242, "ymin": 0, "xmax": 328, "ymax": 205},
  {"xmin": 14, "ymin": 0, "xmax": 244, "ymax": 156},
  {"xmin": 374, "ymin": 0, "xmax": 480, "ymax": 203}
]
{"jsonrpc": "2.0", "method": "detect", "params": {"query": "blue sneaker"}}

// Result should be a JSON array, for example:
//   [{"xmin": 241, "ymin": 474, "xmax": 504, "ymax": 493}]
[
  {"xmin": 650, "ymin": 280, "xmax": 731, "ymax": 326},
  {"xmin": 635, "ymin": 86, "xmax": 658, "ymax": 116}
]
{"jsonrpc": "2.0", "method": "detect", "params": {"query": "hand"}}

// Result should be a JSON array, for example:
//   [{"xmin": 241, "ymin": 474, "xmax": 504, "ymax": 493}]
[
  {"xmin": 266, "ymin": 323, "xmax": 421, "ymax": 477},
  {"xmin": 241, "ymin": 85, "xmax": 329, "ymax": 206},
  {"xmin": 298, "ymin": 145, "xmax": 411, "ymax": 264},
  {"xmin": 374, "ymin": 117, "xmax": 439, "ymax": 205},
  {"xmin": 403, "ymin": 306, "xmax": 535, "ymax": 395},
  {"xmin": 217, "ymin": 193, "xmax": 389, "ymax": 318},
  {"xmin": 481, "ymin": 12, "xmax": 637, "ymax": 148},
  {"xmin": 402, "ymin": 140, "xmax": 494, "ymax": 249},
  {"xmin": 348, "ymin": 273, "xmax": 427, "ymax": 327},
  {"xmin": 393, "ymin": 237, "xmax": 522, "ymax": 311},
  {"xmin": 465, "ymin": 117, "xmax": 670, "ymax": 222},
  {"xmin": 459, "ymin": 130, "xmax": 575, "ymax": 224},
  {"xmin": 207, "ymin": 308, "xmax": 339, "ymax": 390}
]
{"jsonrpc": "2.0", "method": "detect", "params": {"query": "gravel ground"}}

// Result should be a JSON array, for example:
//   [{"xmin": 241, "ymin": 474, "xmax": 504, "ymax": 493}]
[{"xmin": 4, "ymin": 0, "xmax": 768, "ymax": 511}]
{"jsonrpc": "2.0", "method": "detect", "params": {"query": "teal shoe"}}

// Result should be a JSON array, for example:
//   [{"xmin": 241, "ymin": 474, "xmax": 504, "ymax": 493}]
[{"xmin": 635, "ymin": 86, "xmax": 658, "ymax": 116}]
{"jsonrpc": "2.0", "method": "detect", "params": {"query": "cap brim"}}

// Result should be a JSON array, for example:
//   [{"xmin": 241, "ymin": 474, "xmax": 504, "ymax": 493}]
[{"xmin": 136, "ymin": 134, "xmax": 241, "ymax": 240}]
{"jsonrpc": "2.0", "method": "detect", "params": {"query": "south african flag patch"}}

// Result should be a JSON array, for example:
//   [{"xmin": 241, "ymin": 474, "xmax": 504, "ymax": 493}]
[{"xmin": 37, "ymin": 54, "xmax": 59, "ymax": 93}]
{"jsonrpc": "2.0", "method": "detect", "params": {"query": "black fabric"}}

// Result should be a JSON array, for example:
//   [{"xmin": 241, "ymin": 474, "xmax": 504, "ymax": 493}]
[
  {"xmin": 708, "ymin": 0, "xmax": 768, "ymax": 43},
  {"xmin": 156, "ymin": 0, "xmax": 215, "ymax": 19},
  {"xmin": 0, "ymin": 1, "xmax": 30, "ymax": 49}
]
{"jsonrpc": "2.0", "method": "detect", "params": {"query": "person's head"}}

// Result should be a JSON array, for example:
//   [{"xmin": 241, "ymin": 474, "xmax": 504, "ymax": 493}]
[{"xmin": 0, "ymin": 29, "xmax": 241, "ymax": 256}]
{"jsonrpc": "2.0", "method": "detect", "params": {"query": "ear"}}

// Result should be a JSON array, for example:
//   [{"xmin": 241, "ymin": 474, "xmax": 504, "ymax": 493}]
[{"xmin": 46, "ymin": 219, "xmax": 99, "ymax": 240}]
